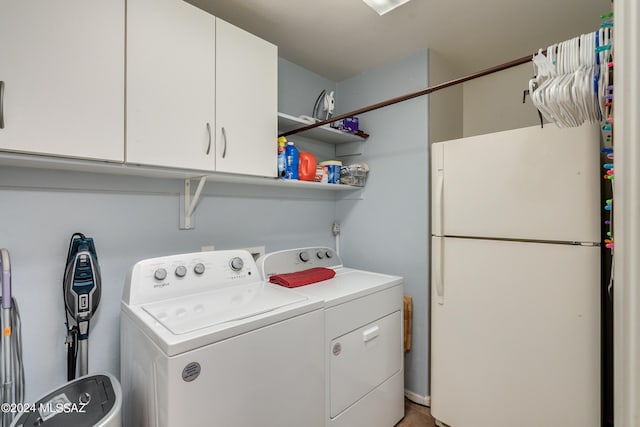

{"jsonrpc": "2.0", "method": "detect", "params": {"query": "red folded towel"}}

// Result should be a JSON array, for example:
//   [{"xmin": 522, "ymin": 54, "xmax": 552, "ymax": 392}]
[{"xmin": 269, "ymin": 267, "xmax": 336, "ymax": 288}]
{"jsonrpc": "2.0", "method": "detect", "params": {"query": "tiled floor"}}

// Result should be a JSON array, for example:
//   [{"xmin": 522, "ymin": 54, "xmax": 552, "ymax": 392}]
[{"xmin": 395, "ymin": 398, "xmax": 436, "ymax": 427}]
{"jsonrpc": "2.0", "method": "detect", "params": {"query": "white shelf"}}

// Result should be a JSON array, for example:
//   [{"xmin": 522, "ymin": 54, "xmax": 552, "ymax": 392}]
[
  {"xmin": 278, "ymin": 112, "xmax": 367, "ymax": 144},
  {"xmin": 0, "ymin": 151, "xmax": 361, "ymax": 192},
  {"xmin": 203, "ymin": 171, "xmax": 359, "ymax": 191}
]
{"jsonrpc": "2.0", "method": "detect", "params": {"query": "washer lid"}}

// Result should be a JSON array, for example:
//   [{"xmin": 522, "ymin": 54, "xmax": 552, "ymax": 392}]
[{"xmin": 142, "ymin": 282, "xmax": 307, "ymax": 335}]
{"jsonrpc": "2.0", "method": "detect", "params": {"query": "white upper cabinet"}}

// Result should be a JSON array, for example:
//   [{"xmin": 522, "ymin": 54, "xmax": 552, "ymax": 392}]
[
  {"xmin": 215, "ymin": 18, "xmax": 278, "ymax": 178},
  {"xmin": 0, "ymin": 0, "xmax": 124, "ymax": 161},
  {"xmin": 1, "ymin": 1, "xmax": 277, "ymax": 178},
  {"xmin": 126, "ymin": 0, "xmax": 215, "ymax": 171}
]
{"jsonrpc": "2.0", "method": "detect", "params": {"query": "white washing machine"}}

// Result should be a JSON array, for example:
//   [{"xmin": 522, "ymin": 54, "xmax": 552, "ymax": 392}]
[
  {"xmin": 120, "ymin": 250, "xmax": 325, "ymax": 427},
  {"xmin": 257, "ymin": 247, "xmax": 404, "ymax": 427}
]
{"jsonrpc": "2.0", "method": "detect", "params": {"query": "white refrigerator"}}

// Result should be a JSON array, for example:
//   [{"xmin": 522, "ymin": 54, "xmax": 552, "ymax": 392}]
[{"xmin": 430, "ymin": 124, "xmax": 601, "ymax": 427}]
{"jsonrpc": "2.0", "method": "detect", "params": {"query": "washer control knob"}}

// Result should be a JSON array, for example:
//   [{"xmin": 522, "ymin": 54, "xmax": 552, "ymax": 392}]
[
  {"xmin": 194, "ymin": 263, "xmax": 205, "ymax": 275},
  {"xmin": 325, "ymin": 251, "xmax": 333, "ymax": 259},
  {"xmin": 299, "ymin": 251, "xmax": 310, "ymax": 262},
  {"xmin": 175, "ymin": 265, "xmax": 187, "ymax": 278},
  {"xmin": 154, "ymin": 268, "xmax": 167, "ymax": 281},
  {"xmin": 316, "ymin": 251, "xmax": 325, "ymax": 259},
  {"xmin": 230, "ymin": 257, "xmax": 244, "ymax": 272}
]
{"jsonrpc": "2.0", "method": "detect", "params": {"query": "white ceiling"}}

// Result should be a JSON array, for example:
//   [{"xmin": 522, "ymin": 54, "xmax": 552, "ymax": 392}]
[{"xmin": 187, "ymin": 0, "xmax": 611, "ymax": 82}]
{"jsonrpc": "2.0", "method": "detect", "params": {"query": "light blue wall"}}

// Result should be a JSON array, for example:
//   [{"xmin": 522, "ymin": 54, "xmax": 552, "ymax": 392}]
[
  {"xmin": 0, "ymin": 166, "xmax": 335, "ymax": 401},
  {"xmin": 335, "ymin": 50, "xmax": 430, "ymax": 399}
]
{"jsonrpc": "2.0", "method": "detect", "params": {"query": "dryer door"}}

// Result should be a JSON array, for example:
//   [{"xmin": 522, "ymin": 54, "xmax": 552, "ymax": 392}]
[{"xmin": 330, "ymin": 310, "xmax": 402, "ymax": 418}]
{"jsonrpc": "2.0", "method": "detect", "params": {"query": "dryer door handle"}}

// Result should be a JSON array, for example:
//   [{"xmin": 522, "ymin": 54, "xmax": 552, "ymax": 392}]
[{"xmin": 363, "ymin": 325, "xmax": 379, "ymax": 343}]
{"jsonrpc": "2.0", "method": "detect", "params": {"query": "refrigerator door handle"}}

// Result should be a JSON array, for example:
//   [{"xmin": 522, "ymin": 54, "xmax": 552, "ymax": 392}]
[
  {"xmin": 433, "ymin": 238, "xmax": 444, "ymax": 305},
  {"xmin": 433, "ymin": 169, "xmax": 444, "ymax": 235}
]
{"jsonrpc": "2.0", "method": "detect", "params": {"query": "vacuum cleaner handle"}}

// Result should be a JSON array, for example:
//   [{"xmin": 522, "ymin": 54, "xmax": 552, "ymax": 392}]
[
  {"xmin": 1, "ymin": 248, "xmax": 11, "ymax": 309},
  {"xmin": 74, "ymin": 321, "xmax": 90, "ymax": 377}
]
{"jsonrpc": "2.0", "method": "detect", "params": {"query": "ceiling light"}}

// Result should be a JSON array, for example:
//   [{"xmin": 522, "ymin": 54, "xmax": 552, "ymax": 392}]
[{"xmin": 361, "ymin": 0, "xmax": 412, "ymax": 15}]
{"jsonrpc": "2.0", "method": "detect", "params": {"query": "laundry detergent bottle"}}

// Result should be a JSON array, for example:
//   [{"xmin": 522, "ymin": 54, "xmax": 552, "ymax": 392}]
[
  {"xmin": 277, "ymin": 136, "xmax": 287, "ymax": 177},
  {"xmin": 284, "ymin": 141, "xmax": 299, "ymax": 180}
]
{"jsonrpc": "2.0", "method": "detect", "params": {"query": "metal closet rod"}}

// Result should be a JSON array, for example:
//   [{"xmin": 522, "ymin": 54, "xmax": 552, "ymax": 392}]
[{"xmin": 279, "ymin": 52, "xmax": 536, "ymax": 138}]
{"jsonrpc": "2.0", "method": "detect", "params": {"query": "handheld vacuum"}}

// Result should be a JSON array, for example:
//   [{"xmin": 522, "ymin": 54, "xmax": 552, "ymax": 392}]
[{"xmin": 63, "ymin": 233, "xmax": 101, "ymax": 381}]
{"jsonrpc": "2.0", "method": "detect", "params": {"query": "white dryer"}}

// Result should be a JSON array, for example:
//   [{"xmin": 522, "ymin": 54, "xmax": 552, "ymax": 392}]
[
  {"xmin": 120, "ymin": 250, "xmax": 325, "ymax": 427},
  {"xmin": 257, "ymin": 247, "xmax": 404, "ymax": 427}
]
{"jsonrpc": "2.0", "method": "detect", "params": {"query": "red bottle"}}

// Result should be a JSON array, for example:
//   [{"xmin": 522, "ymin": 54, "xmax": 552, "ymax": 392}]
[{"xmin": 298, "ymin": 152, "xmax": 317, "ymax": 181}]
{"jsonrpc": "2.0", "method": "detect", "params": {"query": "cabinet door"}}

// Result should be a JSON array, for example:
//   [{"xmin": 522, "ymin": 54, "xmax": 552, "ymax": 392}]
[
  {"xmin": 0, "ymin": 0, "xmax": 124, "ymax": 161},
  {"xmin": 126, "ymin": 0, "xmax": 215, "ymax": 170},
  {"xmin": 215, "ymin": 19, "xmax": 277, "ymax": 177}
]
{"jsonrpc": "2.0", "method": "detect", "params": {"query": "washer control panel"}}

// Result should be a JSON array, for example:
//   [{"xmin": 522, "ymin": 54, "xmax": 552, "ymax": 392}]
[
  {"xmin": 298, "ymin": 249, "xmax": 335, "ymax": 263},
  {"xmin": 256, "ymin": 247, "xmax": 342, "ymax": 280},
  {"xmin": 124, "ymin": 250, "xmax": 259, "ymax": 305}
]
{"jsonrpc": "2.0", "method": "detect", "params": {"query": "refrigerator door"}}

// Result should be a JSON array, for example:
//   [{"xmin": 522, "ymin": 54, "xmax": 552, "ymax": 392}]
[
  {"xmin": 430, "ymin": 237, "xmax": 600, "ymax": 427},
  {"xmin": 431, "ymin": 124, "xmax": 601, "ymax": 243}
]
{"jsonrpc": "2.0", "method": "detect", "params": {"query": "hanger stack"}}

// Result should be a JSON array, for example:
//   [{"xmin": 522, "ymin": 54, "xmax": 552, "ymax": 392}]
[{"xmin": 529, "ymin": 24, "xmax": 613, "ymax": 129}]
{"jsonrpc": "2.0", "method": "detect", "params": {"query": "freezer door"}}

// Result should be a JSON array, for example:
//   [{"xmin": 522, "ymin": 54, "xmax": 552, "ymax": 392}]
[
  {"xmin": 432, "ymin": 124, "xmax": 601, "ymax": 243},
  {"xmin": 430, "ymin": 237, "xmax": 600, "ymax": 427}
]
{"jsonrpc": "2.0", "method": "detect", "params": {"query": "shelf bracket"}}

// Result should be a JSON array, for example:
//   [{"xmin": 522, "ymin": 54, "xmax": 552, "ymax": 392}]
[
  {"xmin": 335, "ymin": 140, "xmax": 364, "ymax": 157},
  {"xmin": 337, "ymin": 187, "xmax": 365, "ymax": 201},
  {"xmin": 180, "ymin": 176, "xmax": 207, "ymax": 230}
]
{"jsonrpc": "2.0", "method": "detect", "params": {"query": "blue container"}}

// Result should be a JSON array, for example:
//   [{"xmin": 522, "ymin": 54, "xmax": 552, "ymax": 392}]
[
  {"xmin": 319, "ymin": 160, "xmax": 342, "ymax": 184},
  {"xmin": 284, "ymin": 142, "xmax": 299, "ymax": 180}
]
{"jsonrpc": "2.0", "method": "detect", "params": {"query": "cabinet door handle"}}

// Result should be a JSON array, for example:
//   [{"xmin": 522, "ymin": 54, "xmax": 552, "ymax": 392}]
[
  {"xmin": 221, "ymin": 127, "xmax": 227, "ymax": 159},
  {"xmin": 0, "ymin": 81, "xmax": 5, "ymax": 129},
  {"xmin": 205, "ymin": 122, "xmax": 211, "ymax": 155}
]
